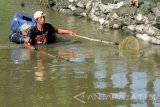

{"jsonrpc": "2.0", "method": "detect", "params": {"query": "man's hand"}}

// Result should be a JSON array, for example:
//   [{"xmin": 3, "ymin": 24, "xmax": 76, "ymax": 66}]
[
  {"xmin": 24, "ymin": 37, "xmax": 30, "ymax": 43},
  {"xmin": 68, "ymin": 31, "xmax": 77, "ymax": 37},
  {"xmin": 24, "ymin": 37, "xmax": 37, "ymax": 50}
]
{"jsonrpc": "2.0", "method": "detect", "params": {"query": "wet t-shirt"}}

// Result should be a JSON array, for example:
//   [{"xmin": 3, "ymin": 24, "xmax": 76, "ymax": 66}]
[{"xmin": 29, "ymin": 23, "xmax": 56, "ymax": 45}]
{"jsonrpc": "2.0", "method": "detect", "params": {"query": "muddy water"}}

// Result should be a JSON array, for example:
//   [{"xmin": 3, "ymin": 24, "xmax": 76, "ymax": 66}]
[{"xmin": 0, "ymin": 0, "xmax": 160, "ymax": 107}]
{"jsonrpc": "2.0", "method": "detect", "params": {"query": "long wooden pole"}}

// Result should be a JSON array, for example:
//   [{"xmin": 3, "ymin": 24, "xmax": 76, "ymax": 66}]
[{"xmin": 76, "ymin": 35, "xmax": 119, "ymax": 45}]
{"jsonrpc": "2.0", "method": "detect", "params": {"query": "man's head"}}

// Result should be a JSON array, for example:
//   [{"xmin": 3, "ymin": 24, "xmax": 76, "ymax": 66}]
[{"xmin": 34, "ymin": 11, "xmax": 46, "ymax": 24}]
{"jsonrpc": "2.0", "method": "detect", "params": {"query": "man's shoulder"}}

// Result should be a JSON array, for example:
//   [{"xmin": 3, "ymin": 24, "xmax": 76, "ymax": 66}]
[
  {"xmin": 43, "ymin": 23, "xmax": 54, "ymax": 29},
  {"xmin": 44, "ymin": 23, "xmax": 52, "ymax": 26}
]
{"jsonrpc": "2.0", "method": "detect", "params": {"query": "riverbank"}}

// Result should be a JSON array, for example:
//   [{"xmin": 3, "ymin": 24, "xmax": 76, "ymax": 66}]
[{"xmin": 37, "ymin": 0, "xmax": 160, "ymax": 44}]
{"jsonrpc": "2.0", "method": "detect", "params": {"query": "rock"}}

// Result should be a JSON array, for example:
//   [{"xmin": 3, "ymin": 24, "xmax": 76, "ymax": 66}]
[
  {"xmin": 88, "ymin": 13, "xmax": 99, "ymax": 22},
  {"xmin": 127, "ymin": 24, "xmax": 136, "ymax": 31},
  {"xmin": 68, "ymin": 0, "xmax": 76, "ymax": 2},
  {"xmin": 135, "ymin": 13, "xmax": 148, "ymax": 24},
  {"xmin": 107, "ymin": 1, "xmax": 124, "ymax": 10},
  {"xmin": 129, "ymin": 6, "xmax": 137, "ymax": 16},
  {"xmin": 136, "ymin": 33, "xmax": 160, "ymax": 45},
  {"xmin": 144, "ymin": 24, "xmax": 160, "ymax": 36},
  {"xmin": 103, "ymin": 20, "xmax": 110, "ymax": 28},
  {"xmin": 146, "ymin": 13, "xmax": 156, "ymax": 23},
  {"xmin": 58, "ymin": 9, "xmax": 73, "ymax": 14},
  {"xmin": 48, "ymin": 0, "xmax": 56, "ymax": 7},
  {"xmin": 135, "ymin": 24, "xmax": 145, "ymax": 33},
  {"xmin": 59, "ymin": 0, "xmax": 71, "ymax": 9},
  {"xmin": 122, "ymin": 15, "xmax": 135, "ymax": 26},
  {"xmin": 86, "ymin": 0, "xmax": 93, "ymax": 10},
  {"xmin": 116, "ymin": 6, "xmax": 136, "ymax": 17},
  {"xmin": 94, "ymin": 10, "xmax": 100, "ymax": 16},
  {"xmin": 115, "ymin": 6, "xmax": 127, "ymax": 16},
  {"xmin": 135, "ymin": 14, "xmax": 143, "ymax": 21},
  {"xmin": 76, "ymin": 0, "xmax": 86, "ymax": 9},
  {"xmin": 157, "ymin": 31, "xmax": 160, "ymax": 36},
  {"xmin": 113, "ymin": 23, "xmax": 121, "ymax": 29},
  {"xmin": 99, "ymin": 3, "xmax": 112, "ymax": 14},
  {"xmin": 101, "ymin": 0, "xmax": 114, "ymax": 4},
  {"xmin": 122, "ymin": 0, "xmax": 130, "ymax": 7},
  {"xmin": 21, "ymin": 2, "xmax": 25, "ymax": 7},
  {"xmin": 92, "ymin": 16, "xmax": 99, "ymax": 22},
  {"xmin": 122, "ymin": 26, "xmax": 135, "ymax": 36},
  {"xmin": 151, "ymin": 7, "xmax": 160, "ymax": 16},
  {"xmin": 108, "ymin": 12, "xmax": 119, "ymax": 20},
  {"xmin": 85, "ymin": 1, "xmax": 93, "ymax": 15},
  {"xmin": 68, "ymin": 4, "xmax": 76, "ymax": 11},
  {"xmin": 73, "ymin": 7, "xmax": 85, "ymax": 16},
  {"xmin": 91, "ymin": 1, "xmax": 100, "ymax": 12},
  {"xmin": 98, "ymin": 18, "xmax": 105, "ymax": 25},
  {"xmin": 109, "ymin": 20, "xmax": 122, "ymax": 29},
  {"xmin": 99, "ymin": 2, "xmax": 124, "ymax": 14},
  {"xmin": 156, "ymin": 36, "xmax": 160, "ymax": 39}
]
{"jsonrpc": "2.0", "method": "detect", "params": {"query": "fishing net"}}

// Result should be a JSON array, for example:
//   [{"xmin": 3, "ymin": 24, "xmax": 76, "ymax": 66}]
[{"xmin": 119, "ymin": 36, "xmax": 140, "ymax": 51}]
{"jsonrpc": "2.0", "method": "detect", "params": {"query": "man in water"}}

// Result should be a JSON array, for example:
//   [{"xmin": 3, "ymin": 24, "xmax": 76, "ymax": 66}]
[{"xmin": 24, "ymin": 10, "xmax": 77, "ymax": 50}]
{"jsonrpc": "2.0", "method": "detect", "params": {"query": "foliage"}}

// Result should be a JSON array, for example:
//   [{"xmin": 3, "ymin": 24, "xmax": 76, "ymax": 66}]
[{"xmin": 139, "ymin": 2, "xmax": 151, "ymax": 15}]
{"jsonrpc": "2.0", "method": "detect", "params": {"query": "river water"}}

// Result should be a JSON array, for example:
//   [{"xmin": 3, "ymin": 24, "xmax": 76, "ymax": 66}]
[{"xmin": 0, "ymin": 0, "xmax": 160, "ymax": 107}]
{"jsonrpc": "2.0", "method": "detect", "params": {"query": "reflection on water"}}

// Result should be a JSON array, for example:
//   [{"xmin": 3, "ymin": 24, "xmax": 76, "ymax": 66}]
[
  {"xmin": 10, "ymin": 47, "xmax": 77, "ymax": 81},
  {"xmin": 11, "ymin": 48, "xmax": 31, "ymax": 64},
  {"xmin": 1, "ymin": 44, "xmax": 160, "ymax": 107},
  {"xmin": 0, "ymin": 0, "xmax": 160, "ymax": 107}
]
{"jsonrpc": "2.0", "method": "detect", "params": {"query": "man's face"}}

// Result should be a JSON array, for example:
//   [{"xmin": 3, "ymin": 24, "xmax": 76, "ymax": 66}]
[{"xmin": 36, "ymin": 16, "xmax": 45, "ymax": 25}]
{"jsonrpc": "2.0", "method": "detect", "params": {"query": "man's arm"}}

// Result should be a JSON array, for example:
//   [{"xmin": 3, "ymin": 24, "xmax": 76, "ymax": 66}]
[
  {"xmin": 23, "ymin": 37, "xmax": 36, "ymax": 50},
  {"xmin": 54, "ymin": 28, "xmax": 77, "ymax": 37}
]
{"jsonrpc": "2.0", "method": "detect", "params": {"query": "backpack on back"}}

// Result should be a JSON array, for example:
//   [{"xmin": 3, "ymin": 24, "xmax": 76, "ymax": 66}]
[
  {"xmin": 9, "ymin": 13, "xmax": 35, "ymax": 44},
  {"xmin": 10, "ymin": 13, "xmax": 35, "ymax": 33}
]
